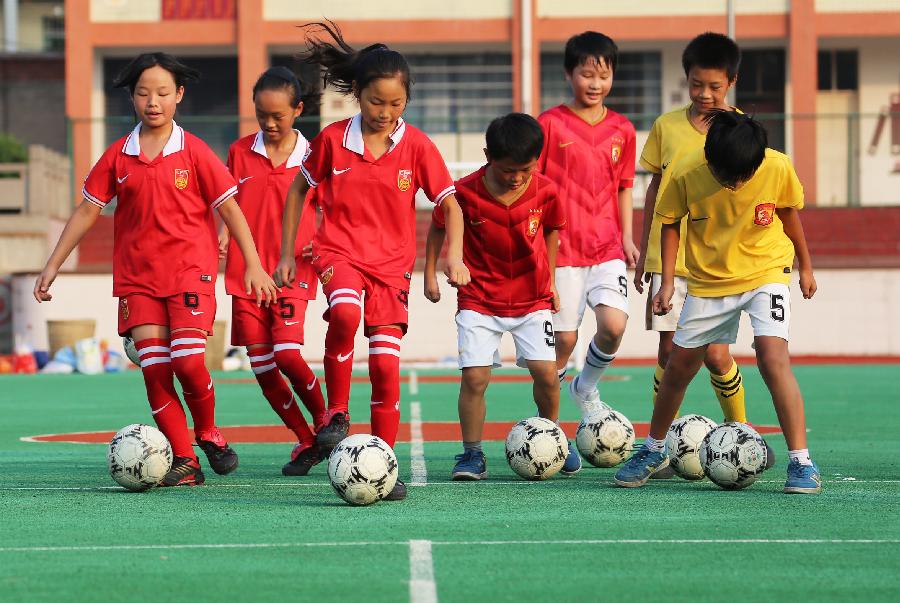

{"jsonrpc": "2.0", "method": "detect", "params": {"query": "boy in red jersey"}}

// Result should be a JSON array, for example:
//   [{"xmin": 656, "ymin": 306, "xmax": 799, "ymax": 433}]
[
  {"xmin": 35, "ymin": 53, "xmax": 278, "ymax": 486},
  {"xmin": 425, "ymin": 113, "xmax": 565, "ymax": 480},
  {"xmin": 538, "ymin": 32, "xmax": 638, "ymax": 475},
  {"xmin": 275, "ymin": 22, "xmax": 470, "ymax": 501},
  {"xmin": 220, "ymin": 67, "xmax": 326, "ymax": 476}
]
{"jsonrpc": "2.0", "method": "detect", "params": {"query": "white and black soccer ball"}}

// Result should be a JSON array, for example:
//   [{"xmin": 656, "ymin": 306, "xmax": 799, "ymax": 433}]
[
  {"xmin": 665, "ymin": 414, "xmax": 718, "ymax": 480},
  {"xmin": 328, "ymin": 434, "xmax": 398, "ymax": 506},
  {"xmin": 107, "ymin": 423, "xmax": 173, "ymax": 491},
  {"xmin": 122, "ymin": 337, "xmax": 140, "ymax": 366},
  {"xmin": 505, "ymin": 417, "xmax": 568, "ymax": 480},
  {"xmin": 699, "ymin": 422, "xmax": 768, "ymax": 490},
  {"xmin": 576, "ymin": 409, "xmax": 635, "ymax": 468}
]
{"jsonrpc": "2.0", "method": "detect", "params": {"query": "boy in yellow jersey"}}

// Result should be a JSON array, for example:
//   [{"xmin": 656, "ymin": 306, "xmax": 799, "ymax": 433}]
[
  {"xmin": 616, "ymin": 110, "xmax": 820, "ymax": 494},
  {"xmin": 635, "ymin": 33, "xmax": 769, "ymax": 478}
]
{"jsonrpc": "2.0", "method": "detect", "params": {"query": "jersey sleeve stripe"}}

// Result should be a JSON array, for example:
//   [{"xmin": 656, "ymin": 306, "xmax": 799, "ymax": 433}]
[
  {"xmin": 82, "ymin": 188, "xmax": 107, "ymax": 208},
  {"xmin": 299, "ymin": 164, "xmax": 318, "ymax": 188},
  {"xmin": 210, "ymin": 185, "xmax": 238, "ymax": 209},
  {"xmin": 433, "ymin": 185, "xmax": 456, "ymax": 205}
]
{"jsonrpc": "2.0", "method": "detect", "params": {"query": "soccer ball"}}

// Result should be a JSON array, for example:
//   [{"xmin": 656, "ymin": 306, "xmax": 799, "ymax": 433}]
[
  {"xmin": 107, "ymin": 424, "xmax": 173, "ymax": 491},
  {"xmin": 328, "ymin": 434, "xmax": 398, "ymax": 506},
  {"xmin": 665, "ymin": 414, "xmax": 718, "ymax": 480},
  {"xmin": 505, "ymin": 417, "xmax": 568, "ymax": 480},
  {"xmin": 576, "ymin": 409, "xmax": 635, "ymax": 468},
  {"xmin": 122, "ymin": 337, "xmax": 140, "ymax": 366},
  {"xmin": 699, "ymin": 422, "xmax": 768, "ymax": 490}
]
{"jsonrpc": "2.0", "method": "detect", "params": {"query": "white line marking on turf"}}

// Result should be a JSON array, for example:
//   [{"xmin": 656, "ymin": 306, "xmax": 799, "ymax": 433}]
[
  {"xmin": 409, "ymin": 540, "xmax": 438, "ymax": 603},
  {"xmin": 409, "ymin": 401, "xmax": 428, "ymax": 486},
  {"xmin": 2, "ymin": 539, "xmax": 898, "ymax": 554}
]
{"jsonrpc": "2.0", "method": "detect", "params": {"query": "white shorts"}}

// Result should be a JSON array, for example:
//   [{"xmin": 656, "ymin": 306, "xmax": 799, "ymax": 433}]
[
  {"xmin": 673, "ymin": 283, "xmax": 791, "ymax": 349},
  {"xmin": 456, "ymin": 309, "xmax": 556, "ymax": 369},
  {"xmin": 646, "ymin": 273, "xmax": 689, "ymax": 332},
  {"xmin": 554, "ymin": 260, "xmax": 630, "ymax": 332}
]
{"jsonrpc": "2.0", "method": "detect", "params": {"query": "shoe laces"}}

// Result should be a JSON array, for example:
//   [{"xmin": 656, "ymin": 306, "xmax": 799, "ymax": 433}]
[{"xmin": 788, "ymin": 460, "xmax": 816, "ymax": 479}]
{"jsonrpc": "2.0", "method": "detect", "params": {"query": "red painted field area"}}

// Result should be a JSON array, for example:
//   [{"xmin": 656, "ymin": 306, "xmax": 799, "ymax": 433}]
[{"xmin": 25, "ymin": 421, "xmax": 782, "ymax": 444}]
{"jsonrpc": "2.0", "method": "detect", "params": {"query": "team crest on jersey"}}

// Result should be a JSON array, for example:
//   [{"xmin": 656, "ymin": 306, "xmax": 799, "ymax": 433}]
[
  {"xmin": 611, "ymin": 136, "xmax": 625, "ymax": 164},
  {"xmin": 397, "ymin": 169, "xmax": 412, "ymax": 192},
  {"xmin": 527, "ymin": 209, "xmax": 543, "ymax": 238},
  {"xmin": 174, "ymin": 169, "xmax": 190, "ymax": 190},
  {"xmin": 119, "ymin": 298, "xmax": 129, "ymax": 321},
  {"xmin": 754, "ymin": 202, "xmax": 776, "ymax": 226},
  {"xmin": 319, "ymin": 266, "xmax": 334, "ymax": 285}
]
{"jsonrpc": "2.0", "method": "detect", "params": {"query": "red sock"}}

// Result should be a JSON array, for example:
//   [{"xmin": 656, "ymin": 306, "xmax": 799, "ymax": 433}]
[
  {"xmin": 323, "ymin": 293, "xmax": 361, "ymax": 417},
  {"xmin": 368, "ymin": 327, "xmax": 402, "ymax": 448},
  {"xmin": 135, "ymin": 338, "xmax": 196, "ymax": 460},
  {"xmin": 170, "ymin": 334, "xmax": 216, "ymax": 437},
  {"xmin": 274, "ymin": 342, "xmax": 326, "ymax": 430},
  {"xmin": 249, "ymin": 346, "xmax": 315, "ymax": 447}
]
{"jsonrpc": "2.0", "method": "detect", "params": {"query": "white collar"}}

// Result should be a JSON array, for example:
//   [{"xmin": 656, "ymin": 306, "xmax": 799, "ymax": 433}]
[
  {"xmin": 122, "ymin": 121, "xmax": 185, "ymax": 158},
  {"xmin": 251, "ymin": 129, "xmax": 310, "ymax": 168},
  {"xmin": 341, "ymin": 113, "xmax": 407, "ymax": 156}
]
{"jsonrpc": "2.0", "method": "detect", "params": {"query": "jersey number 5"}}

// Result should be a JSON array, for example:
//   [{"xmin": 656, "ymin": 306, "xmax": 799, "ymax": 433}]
[
  {"xmin": 770, "ymin": 294, "xmax": 785, "ymax": 322},
  {"xmin": 279, "ymin": 299, "xmax": 295, "ymax": 320}
]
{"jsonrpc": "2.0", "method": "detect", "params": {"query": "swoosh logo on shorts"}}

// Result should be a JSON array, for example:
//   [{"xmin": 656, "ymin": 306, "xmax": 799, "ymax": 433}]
[
  {"xmin": 151, "ymin": 402, "xmax": 171, "ymax": 415},
  {"xmin": 337, "ymin": 351, "xmax": 352, "ymax": 362},
  {"xmin": 284, "ymin": 320, "xmax": 299, "ymax": 326},
  {"xmin": 191, "ymin": 310, "xmax": 204, "ymax": 316}
]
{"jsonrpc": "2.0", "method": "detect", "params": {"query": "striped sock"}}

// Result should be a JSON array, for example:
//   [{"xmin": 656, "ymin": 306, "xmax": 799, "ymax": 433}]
[
  {"xmin": 576, "ymin": 340, "xmax": 615, "ymax": 395},
  {"xmin": 249, "ymin": 346, "xmax": 315, "ymax": 447},
  {"xmin": 274, "ymin": 342, "xmax": 326, "ymax": 430},
  {"xmin": 557, "ymin": 368, "xmax": 567, "ymax": 385},
  {"xmin": 652, "ymin": 364, "xmax": 665, "ymax": 405},
  {"xmin": 369, "ymin": 327, "xmax": 402, "ymax": 448},
  {"xmin": 710, "ymin": 361, "xmax": 747, "ymax": 423},
  {"xmin": 135, "ymin": 338, "xmax": 195, "ymax": 460},
  {"xmin": 170, "ymin": 335, "xmax": 216, "ymax": 435}
]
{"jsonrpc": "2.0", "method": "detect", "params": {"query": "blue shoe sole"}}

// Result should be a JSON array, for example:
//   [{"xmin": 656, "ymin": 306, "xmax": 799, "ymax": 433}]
[{"xmin": 452, "ymin": 471, "xmax": 487, "ymax": 481}]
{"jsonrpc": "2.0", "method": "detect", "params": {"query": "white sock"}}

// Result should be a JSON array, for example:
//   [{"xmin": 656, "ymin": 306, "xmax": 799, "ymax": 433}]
[
  {"xmin": 577, "ymin": 341, "xmax": 614, "ymax": 395},
  {"xmin": 644, "ymin": 435, "xmax": 665, "ymax": 452},
  {"xmin": 789, "ymin": 449, "xmax": 812, "ymax": 466}
]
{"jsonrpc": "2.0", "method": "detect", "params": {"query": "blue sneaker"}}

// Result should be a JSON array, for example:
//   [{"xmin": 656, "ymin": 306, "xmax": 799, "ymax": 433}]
[
  {"xmin": 561, "ymin": 441, "xmax": 582, "ymax": 476},
  {"xmin": 614, "ymin": 447, "xmax": 669, "ymax": 488},
  {"xmin": 784, "ymin": 460, "xmax": 821, "ymax": 494},
  {"xmin": 452, "ymin": 449, "xmax": 487, "ymax": 481}
]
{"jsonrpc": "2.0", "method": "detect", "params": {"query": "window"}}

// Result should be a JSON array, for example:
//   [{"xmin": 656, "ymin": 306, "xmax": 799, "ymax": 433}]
[
  {"xmin": 818, "ymin": 50, "xmax": 858, "ymax": 91},
  {"xmin": 42, "ymin": 16, "xmax": 65, "ymax": 53},
  {"xmin": 736, "ymin": 49, "xmax": 786, "ymax": 152},
  {"xmin": 540, "ymin": 51, "xmax": 661, "ymax": 129},
  {"xmin": 402, "ymin": 53, "xmax": 513, "ymax": 134}
]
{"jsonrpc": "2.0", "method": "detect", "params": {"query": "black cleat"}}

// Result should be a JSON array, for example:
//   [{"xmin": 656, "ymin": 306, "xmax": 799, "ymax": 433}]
[
  {"xmin": 196, "ymin": 427, "xmax": 239, "ymax": 475},
  {"xmin": 383, "ymin": 479, "xmax": 407, "ymax": 501},
  {"xmin": 160, "ymin": 456, "xmax": 205, "ymax": 487},
  {"xmin": 316, "ymin": 412, "xmax": 350, "ymax": 456},
  {"xmin": 282, "ymin": 444, "xmax": 322, "ymax": 476}
]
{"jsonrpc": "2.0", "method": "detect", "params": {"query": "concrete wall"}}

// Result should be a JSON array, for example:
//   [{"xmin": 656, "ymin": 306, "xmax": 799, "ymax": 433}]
[{"xmin": 11, "ymin": 269, "xmax": 900, "ymax": 362}]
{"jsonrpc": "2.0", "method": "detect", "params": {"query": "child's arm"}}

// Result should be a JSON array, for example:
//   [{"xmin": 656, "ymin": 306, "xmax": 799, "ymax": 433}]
[
  {"xmin": 274, "ymin": 173, "xmax": 311, "ymax": 288},
  {"xmin": 618, "ymin": 187, "xmax": 640, "ymax": 270},
  {"xmin": 218, "ymin": 198, "xmax": 279, "ymax": 306},
  {"xmin": 217, "ymin": 223, "xmax": 229, "ymax": 259},
  {"xmin": 34, "ymin": 201, "xmax": 103, "ymax": 302},
  {"xmin": 777, "ymin": 207, "xmax": 817, "ymax": 299},
  {"xmin": 544, "ymin": 228, "xmax": 560, "ymax": 312},
  {"xmin": 633, "ymin": 173, "xmax": 661, "ymax": 293},
  {"xmin": 439, "ymin": 195, "xmax": 471, "ymax": 287},
  {"xmin": 651, "ymin": 221, "xmax": 681, "ymax": 315},
  {"xmin": 424, "ymin": 222, "xmax": 446, "ymax": 303}
]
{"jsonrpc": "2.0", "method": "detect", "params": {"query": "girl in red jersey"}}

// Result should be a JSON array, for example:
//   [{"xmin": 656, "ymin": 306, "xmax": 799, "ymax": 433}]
[
  {"xmin": 219, "ymin": 67, "xmax": 326, "ymax": 476},
  {"xmin": 275, "ymin": 22, "xmax": 470, "ymax": 501},
  {"xmin": 34, "ymin": 53, "xmax": 278, "ymax": 487}
]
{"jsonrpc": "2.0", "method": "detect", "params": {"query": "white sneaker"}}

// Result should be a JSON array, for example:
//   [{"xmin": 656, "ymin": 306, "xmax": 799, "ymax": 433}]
[{"xmin": 568, "ymin": 375, "xmax": 610, "ymax": 419}]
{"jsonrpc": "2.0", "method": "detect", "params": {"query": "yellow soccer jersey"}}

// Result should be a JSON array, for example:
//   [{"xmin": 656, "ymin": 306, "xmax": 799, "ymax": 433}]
[{"xmin": 655, "ymin": 148, "xmax": 804, "ymax": 297}]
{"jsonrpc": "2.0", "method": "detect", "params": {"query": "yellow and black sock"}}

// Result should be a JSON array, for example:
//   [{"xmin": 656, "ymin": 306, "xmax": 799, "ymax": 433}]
[
  {"xmin": 709, "ymin": 361, "xmax": 747, "ymax": 423},
  {"xmin": 652, "ymin": 364, "xmax": 665, "ymax": 406}
]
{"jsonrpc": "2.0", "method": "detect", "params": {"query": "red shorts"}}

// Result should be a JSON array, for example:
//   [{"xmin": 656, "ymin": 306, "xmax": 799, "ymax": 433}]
[
  {"xmin": 316, "ymin": 259, "xmax": 409, "ymax": 335},
  {"xmin": 117, "ymin": 292, "xmax": 216, "ymax": 336},
  {"xmin": 231, "ymin": 296, "xmax": 308, "ymax": 346}
]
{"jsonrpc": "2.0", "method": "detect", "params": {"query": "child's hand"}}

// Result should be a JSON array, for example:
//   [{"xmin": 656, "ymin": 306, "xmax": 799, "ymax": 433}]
[
  {"xmin": 623, "ymin": 237, "xmax": 640, "ymax": 269},
  {"xmin": 217, "ymin": 230, "xmax": 230, "ymax": 259},
  {"xmin": 652, "ymin": 282, "xmax": 674, "ymax": 315},
  {"xmin": 800, "ymin": 269, "xmax": 817, "ymax": 299},
  {"xmin": 33, "ymin": 265, "xmax": 58, "ymax": 302},
  {"xmin": 245, "ymin": 265, "xmax": 279, "ymax": 307},
  {"xmin": 273, "ymin": 257, "xmax": 296, "ymax": 289},
  {"xmin": 444, "ymin": 259, "xmax": 471, "ymax": 288},
  {"xmin": 424, "ymin": 274, "xmax": 441, "ymax": 303},
  {"xmin": 633, "ymin": 258, "xmax": 649, "ymax": 294},
  {"xmin": 550, "ymin": 285, "xmax": 560, "ymax": 313}
]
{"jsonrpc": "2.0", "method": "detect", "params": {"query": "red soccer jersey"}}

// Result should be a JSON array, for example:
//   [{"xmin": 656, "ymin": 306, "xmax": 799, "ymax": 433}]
[
  {"xmin": 432, "ymin": 167, "xmax": 566, "ymax": 317},
  {"xmin": 82, "ymin": 122, "xmax": 237, "ymax": 297},
  {"xmin": 300, "ymin": 114, "xmax": 455, "ymax": 290},
  {"xmin": 538, "ymin": 105, "xmax": 636, "ymax": 267},
  {"xmin": 225, "ymin": 130, "xmax": 319, "ymax": 301}
]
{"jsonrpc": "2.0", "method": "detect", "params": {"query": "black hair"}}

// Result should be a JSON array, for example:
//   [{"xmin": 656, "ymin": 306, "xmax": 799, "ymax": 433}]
[
  {"xmin": 298, "ymin": 20, "xmax": 411, "ymax": 100},
  {"xmin": 704, "ymin": 109, "xmax": 767, "ymax": 187},
  {"xmin": 564, "ymin": 31, "xmax": 618, "ymax": 74},
  {"xmin": 253, "ymin": 66, "xmax": 304, "ymax": 107},
  {"xmin": 682, "ymin": 32, "xmax": 741, "ymax": 81},
  {"xmin": 485, "ymin": 113, "xmax": 544, "ymax": 164},
  {"xmin": 112, "ymin": 52, "xmax": 200, "ymax": 95}
]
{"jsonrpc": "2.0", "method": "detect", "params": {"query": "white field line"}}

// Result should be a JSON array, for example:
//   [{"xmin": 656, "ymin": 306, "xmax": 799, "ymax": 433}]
[
  {"xmin": 1, "ymin": 538, "xmax": 898, "ymax": 554},
  {"xmin": 408, "ymin": 540, "xmax": 438, "ymax": 603},
  {"xmin": 409, "ymin": 401, "xmax": 428, "ymax": 486}
]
